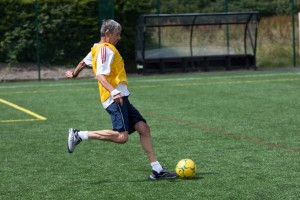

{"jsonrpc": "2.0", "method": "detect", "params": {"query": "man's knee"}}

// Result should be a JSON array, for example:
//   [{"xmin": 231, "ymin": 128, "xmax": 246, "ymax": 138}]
[
  {"xmin": 143, "ymin": 123, "xmax": 150, "ymax": 134},
  {"xmin": 117, "ymin": 131, "xmax": 128, "ymax": 144},
  {"xmin": 138, "ymin": 122, "xmax": 151, "ymax": 136}
]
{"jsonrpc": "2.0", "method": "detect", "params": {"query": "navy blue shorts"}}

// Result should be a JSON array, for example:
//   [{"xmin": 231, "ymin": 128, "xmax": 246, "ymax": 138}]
[{"xmin": 105, "ymin": 96, "xmax": 146, "ymax": 134}]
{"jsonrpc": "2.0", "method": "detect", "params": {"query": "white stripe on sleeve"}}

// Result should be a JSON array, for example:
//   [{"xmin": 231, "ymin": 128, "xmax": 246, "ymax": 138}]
[{"xmin": 96, "ymin": 46, "xmax": 114, "ymax": 76}]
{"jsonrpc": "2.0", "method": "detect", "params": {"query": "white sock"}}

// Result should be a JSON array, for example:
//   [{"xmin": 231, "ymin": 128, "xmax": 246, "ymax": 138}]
[
  {"xmin": 78, "ymin": 131, "xmax": 89, "ymax": 140},
  {"xmin": 151, "ymin": 161, "xmax": 163, "ymax": 173}
]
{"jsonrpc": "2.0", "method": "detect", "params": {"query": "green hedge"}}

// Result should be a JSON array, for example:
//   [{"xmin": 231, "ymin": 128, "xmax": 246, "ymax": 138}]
[
  {"xmin": 1, "ymin": 0, "xmax": 299, "ymax": 69},
  {"xmin": 0, "ymin": 0, "xmax": 153, "ymax": 71},
  {"xmin": 0, "ymin": 0, "xmax": 100, "ymax": 65}
]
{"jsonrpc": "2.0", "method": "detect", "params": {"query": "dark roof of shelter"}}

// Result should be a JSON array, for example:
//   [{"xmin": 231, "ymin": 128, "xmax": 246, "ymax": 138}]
[{"xmin": 138, "ymin": 12, "xmax": 259, "ymax": 27}]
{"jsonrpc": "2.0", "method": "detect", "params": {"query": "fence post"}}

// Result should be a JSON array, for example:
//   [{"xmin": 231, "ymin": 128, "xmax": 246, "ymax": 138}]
[
  {"xmin": 224, "ymin": 0, "xmax": 230, "ymax": 55},
  {"xmin": 34, "ymin": 0, "xmax": 41, "ymax": 81},
  {"xmin": 98, "ymin": 0, "xmax": 115, "ymax": 22},
  {"xmin": 298, "ymin": 12, "xmax": 300, "ymax": 62},
  {"xmin": 291, "ymin": 0, "xmax": 296, "ymax": 66},
  {"xmin": 157, "ymin": 0, "xmax": 161, "ymax": 48}
]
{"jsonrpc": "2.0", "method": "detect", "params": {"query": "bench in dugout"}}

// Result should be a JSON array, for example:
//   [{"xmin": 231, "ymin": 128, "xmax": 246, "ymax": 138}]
[{"xmin": 135, "ymin": 12, "xmax": 259, "ymax": 74}]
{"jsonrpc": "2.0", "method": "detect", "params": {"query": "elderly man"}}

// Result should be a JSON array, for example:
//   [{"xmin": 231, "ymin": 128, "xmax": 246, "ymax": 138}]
[{"xmin": 65, "ymin": 19, "xmax": 176, "ymax": 180}]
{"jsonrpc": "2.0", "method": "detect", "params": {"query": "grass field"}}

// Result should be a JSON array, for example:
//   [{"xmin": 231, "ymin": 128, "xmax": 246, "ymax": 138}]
[{"xmin": 1, "ymin": 69, "xmax": 300, "ymax": 200}]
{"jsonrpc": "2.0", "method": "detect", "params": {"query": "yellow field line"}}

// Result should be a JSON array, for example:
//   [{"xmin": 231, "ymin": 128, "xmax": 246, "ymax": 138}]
[
  {"xmin": 0, "ymin": 119, "xmax": 42, "ymax": 123},
  {"xmin": 0, "ymin": 88, "xmax": 95, "ymax": 95},
  {"xmin": 0, "ymin": 98, "xmax": 47, "ymax": 121}
]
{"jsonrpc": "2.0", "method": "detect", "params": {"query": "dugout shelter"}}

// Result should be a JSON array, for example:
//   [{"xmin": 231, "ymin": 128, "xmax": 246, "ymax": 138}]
[{"xmin": 136, "ymin": 12, "xmax": 259, "ymax": 74}]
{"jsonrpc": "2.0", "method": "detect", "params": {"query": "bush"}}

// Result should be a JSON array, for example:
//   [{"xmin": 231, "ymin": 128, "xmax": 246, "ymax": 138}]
[
  {"xmin": 1, "ymin": 0, "xmax": 299, "ymax": 69},
  {"xmin": 0, "ymin": 0, "xmax": 100, "ymax": 66},
  {"xmin": 0, "ymin": 1, "xmax": 35, "ymax": 65}
]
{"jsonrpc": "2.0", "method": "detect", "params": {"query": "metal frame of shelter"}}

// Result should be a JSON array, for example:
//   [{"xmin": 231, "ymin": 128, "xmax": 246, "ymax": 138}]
[{"xmin": 136, "ymin": 12, "xmax": 259, "ymax": 74}]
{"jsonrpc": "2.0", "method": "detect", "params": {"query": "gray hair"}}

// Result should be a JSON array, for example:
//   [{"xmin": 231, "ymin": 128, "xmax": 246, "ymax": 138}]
[{"xmin": 100, "ymin": 19, "xmax": 122, "ymax": 37}]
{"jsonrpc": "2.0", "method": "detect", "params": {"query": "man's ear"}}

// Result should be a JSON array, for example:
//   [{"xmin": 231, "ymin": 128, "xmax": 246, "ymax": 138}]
[{"xmin": 105, "ymin": 30, "xmax": 110, "ymax": 36}]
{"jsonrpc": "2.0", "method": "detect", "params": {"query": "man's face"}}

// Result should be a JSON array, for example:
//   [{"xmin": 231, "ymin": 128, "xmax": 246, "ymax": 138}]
[{"xmin": 108, "ymin": 28, "xmax": 121, "ymax": 46}]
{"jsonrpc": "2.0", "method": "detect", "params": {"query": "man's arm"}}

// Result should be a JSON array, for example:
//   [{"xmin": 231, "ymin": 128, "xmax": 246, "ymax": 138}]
[
  {"xmin": 97, "ymin": 74, "xmax": 123, "ymax": 106},
  {"xmin": 65, "ymin": 59, "xmax": 87, "ymax": 78},
  {"xmin": 97, "ymin": 74, "xmax": 114, "ymax": 92}
]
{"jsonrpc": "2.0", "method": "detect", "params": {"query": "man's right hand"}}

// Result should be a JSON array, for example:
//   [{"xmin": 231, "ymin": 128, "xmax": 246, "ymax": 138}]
[
  {"xmin": 65, "ymin": 70, "xmax": 74, "ymax": 78},
  {"xmin": 113, "ymin": 94, "xmax": 123, "ymax": 106}
]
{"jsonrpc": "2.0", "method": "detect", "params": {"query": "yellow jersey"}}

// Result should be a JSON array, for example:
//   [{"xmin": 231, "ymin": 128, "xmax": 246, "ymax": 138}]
[{"xmin": 91, "ymin": 43, "xmax": 128, "ymax": 103}]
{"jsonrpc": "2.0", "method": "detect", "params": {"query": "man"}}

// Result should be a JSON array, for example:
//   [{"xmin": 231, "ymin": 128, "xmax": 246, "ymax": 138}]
[{"xmin": 65, "ymin": 19, "xmax": 176, "ymax": 180}]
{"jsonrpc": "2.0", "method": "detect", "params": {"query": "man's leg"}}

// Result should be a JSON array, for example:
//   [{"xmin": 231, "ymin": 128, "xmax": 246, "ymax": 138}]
[
  {"xmin": 68, "ymin": 101, "xmax": 129, "ymax": 152},
  {"xmin": 68, "ymin": 129, "xmax": 128, "ymax": 153},
  {"xmin": 134, "ymin": 121, "xmax": 157, "ymax": 162},
  {"xmin": 134, "ymin": 121, "xmax": 177, "ymax": 180},
  {"xmin": 87, "ymin": 130, "xmax": 128, "ymax": 144}
]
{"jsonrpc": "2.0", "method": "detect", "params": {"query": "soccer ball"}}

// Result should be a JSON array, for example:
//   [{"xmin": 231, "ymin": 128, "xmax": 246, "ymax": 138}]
[{"xmin": 175, "ymin": 159, "xmax": 196, "ymax": 179}]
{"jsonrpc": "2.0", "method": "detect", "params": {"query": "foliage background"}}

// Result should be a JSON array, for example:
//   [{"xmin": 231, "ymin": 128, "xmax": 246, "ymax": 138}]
[{"xmin": 0, "ymin": 0, "xmax": 300, "ymax": 72}]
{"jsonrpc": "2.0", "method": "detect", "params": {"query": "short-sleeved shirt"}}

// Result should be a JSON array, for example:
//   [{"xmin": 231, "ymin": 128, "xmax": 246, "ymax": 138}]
[{"xmin": 83, "ymin": 43, "xmax": 130, "ymax": 108}]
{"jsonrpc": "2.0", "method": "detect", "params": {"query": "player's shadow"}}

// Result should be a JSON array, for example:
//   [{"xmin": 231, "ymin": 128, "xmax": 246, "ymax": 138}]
[
  {"xmin": 89, "ymin": 171, "xmax": 217, "ymax": 184},
  {"xmin": 176, "ymin": 171, "xmax": 217, "ymax": 181},
  {"xmin": 90, "ymin": 179, "xmax": 151, "ymax": 184}
]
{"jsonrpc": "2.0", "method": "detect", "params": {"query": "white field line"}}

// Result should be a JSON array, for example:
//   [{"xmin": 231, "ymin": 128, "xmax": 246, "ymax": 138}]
[
  {"xmin": 132, "ymin": 72, "xmax": 300, "ymax": 82},
  {"xmin": 0, "ymin": 72, "xmax": 300, "ymax": 89}
]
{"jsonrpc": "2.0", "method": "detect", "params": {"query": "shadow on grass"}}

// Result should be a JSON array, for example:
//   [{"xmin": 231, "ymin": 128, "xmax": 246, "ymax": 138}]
[{"xmin": 89, "ymin": 171, "xmax": 216, "ymax": 184}]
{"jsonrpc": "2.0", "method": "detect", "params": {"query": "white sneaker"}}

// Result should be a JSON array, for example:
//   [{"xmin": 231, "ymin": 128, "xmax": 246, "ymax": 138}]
[{"xmin": 67, "ymin": 128, "xmax": 82, "ymax": 153}]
